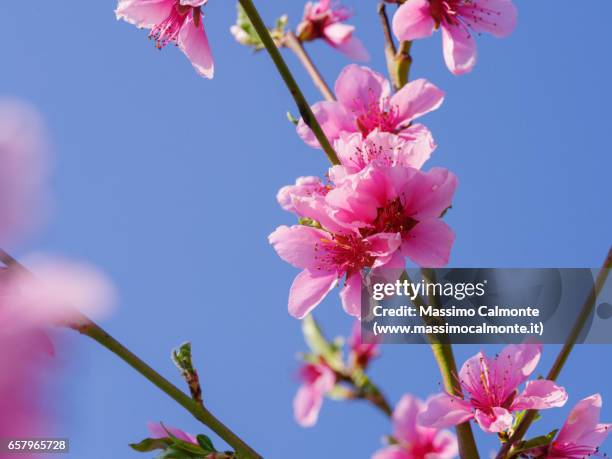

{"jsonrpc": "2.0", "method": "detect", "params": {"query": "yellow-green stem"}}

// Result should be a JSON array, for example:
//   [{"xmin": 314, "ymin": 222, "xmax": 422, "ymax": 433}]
[{"xmin": 238, "ymin": 0, "xmax": 340, "ymax": 166}]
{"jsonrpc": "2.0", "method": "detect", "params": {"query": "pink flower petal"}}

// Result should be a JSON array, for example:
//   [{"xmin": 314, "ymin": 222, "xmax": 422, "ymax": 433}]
[
  {"xmin": 419, "ymin": 393, "xmax": 474, "ymax": 429},
  {"xmin": 0, "ymin": 99, "xmax": 48, "ymax": 245},
  {"xmin": 115, "ymin": 0, "xmax": 173, "ymax": 28},
  {"xmin": 297, "ymin": 101, "xmax": 354, "ymax": 147},
  {"xmin": 474, "ymin": 407, "xmax": 513, "ymax": 433},
  {"xmin": 392, "ymin": 0, "xmax": 436, "ymax": 42},
  {"xmin": 340, "ymin": 271, "xmax": 362, "ymax": 317},
  {"xmin": 323, "ymin": 22, "xmax": 354, "ymax": 45},
  {"xmin": 333, "ymin": 36, "xmax": 370, "ymax": 62},
  {"xmin": 394, "ymin": 124, "xmax": 436, "ymax": 170},
  {"xmin": 147, "ymin": 422, "xmax": 198, "ymax": 444},
  {"xmin": 288, "ymin": 270, "xmax": 338, "ymax": 319},
  {"xmin": 277, "ymin": 176, "xmax": 327, "ymax": 214},
  {"xmin": 334, "ymin": 65, "xmax": 391, "ymax": 115},
  {"xmin": 390, "ymin": 78, "xmax": 445, "ymax": 126},
  {"xmin": 399, "ymin": 167, "xmax": 458, "ymax": 220},
  {"xmin": 178, "ymin": 16, "xmax": 214, "ymax": 79},
  {"xmin": 512, "ymin": 379, "xmax": 568, "ymax": 411},
  {"xmin": 495, "ymin": 343, "xmax": 542, "ymax": 389},
  {"xmin": 441, "ymin": 23, "xmax": 477, "ymax": 75},
  {"xmin": 555, "ymin": 394, "xmax": 610, "ymax": 448},
  {"xmin": 367, "ymin": 232, "xmax": 402, "ymax": 268},
  {"xmin": 392, "ymin": 394, "xmax": 423, "ymax": 444},
  {"xmin": 401, "ymin": 219, "xmax": 455, "ymax": 268},
  {"xmin": 457, "ymin": 0, "xmax": 517, "ymax": 37},
  {"xmin": 179, "ymin": 0, "xmax": 207, "ymax": 6},
  {"xmin": 5, "ymin": 255, "xmax": 116, "ymax": 326},
  {"xmin": 268, "ymin": 225, "xmax": 330, "ymax": 270}
]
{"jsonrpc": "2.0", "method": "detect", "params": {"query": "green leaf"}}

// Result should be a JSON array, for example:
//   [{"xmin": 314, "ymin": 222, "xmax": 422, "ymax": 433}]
[
  {"xmin": 196, "ymin": 435, "xmax": 216, "ymax": 453},
  {"xmin": 301, "ymin": 315, "xmax": 343, "ymax": 370},
  {"xmin": 286, "ymin": 111, "xmax": 299, "ymax": 125},
  {"xmin": 129, "ymin": 437, "xmax": 172, "ymax": 452},
  {"xmin": 160, "ymin": 424, "xmax": 209, "ymax": 456},
  {"xmin": 508, "ymin": 429, "xmax": 558, "ymax": 458},
  {"xmin": 154, "ymin": 447, "xmax": 202, "ymax": 459}
]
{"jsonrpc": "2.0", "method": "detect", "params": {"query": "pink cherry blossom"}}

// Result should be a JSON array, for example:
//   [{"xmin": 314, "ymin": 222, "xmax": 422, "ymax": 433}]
[
  {"xmin": 332, "ymin": 129, "xmax": 435, "ymax": 180},
  {"xmin": 392, "ymin": 0, "xmax": 517, "ymax": 75},
  {"xmin": 326, "ymin": 164, "xmax": 457, "ymax": 268},
  {"xmin": 348, "ymin": 321, "xmax": 379, "ymax": 369},
  {"xmin": 542, "ymin": 394, "xmax": 611, "ymax": 459},
  {"xmin": 297, "ymin": 0, "xmax": 369, "ymax": 61},
  {"xmin": 297, "ymin": 65, "xmax": 444, "ymax": 149},
  {"xmin": 277, "ymin": 176, "xmax": 330, "ymax": 215},
  {"xmin": 269, "ymin": 222, "xmax": 401, "ymax": 318},
  {"xmin": 0, "ymin": 99, "xmax": 48, "ymax": 246},
  {"xmin": 293, "ymin": 361, "xmax": 336, "ymax": 427},
  {"xmin": 419, "ymin": 344, "xmax": 568, "ymax": 433},
  {"xmin": 373, "ymin": 394, "xmax": 458, "ymax": 459},
  {"xmin": 147, "ymin": 422, "xmax": 198, "ymax": 444},
  {"xmin": 116, "ymin": 0, "xmax": 214, "ymax": 78}
]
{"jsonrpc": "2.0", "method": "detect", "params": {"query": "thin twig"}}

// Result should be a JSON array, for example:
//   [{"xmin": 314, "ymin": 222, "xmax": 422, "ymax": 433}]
[
  {"xmin": 495, "ymin": 246, "xmax": 612, "ymax": 459},
  {"xmin": 238, "ymin": 0, "xmax": 340, "ymax": 166},
  {"xmin": 283, "ymin": 31, "xmax": 335, "ymax": 102},
  {"xmin": 377, "ymin": 3, "xmax": 399, "ymax": 89}
]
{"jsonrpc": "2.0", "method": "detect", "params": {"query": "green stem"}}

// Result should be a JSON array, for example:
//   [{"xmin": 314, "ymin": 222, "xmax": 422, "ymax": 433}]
[
  {"xmin": 407, "ymin": 270, "xmax": 481, "ymax": 459},
  {"xmin": 377, "ymin": 3, "xmax": 412, "ymax": 90},
  {"xmin": 238, "ymin": 0, "xmax": 340, "ymax": 166},
  {"xmin": 495, "ymin": 246, "xmax": 612, "ymax": 459},
  {"xmin": 283, "ymin": 31, "xmax": 335, "ymax": 102},
  {"xmin": 395, "ymin": 41, "xmax": 413, "ymax": 89},
  {"xmin": 0, "ymin": 250, "xmax": 263, "ymax": 459},
  {"xmin": 377, "ymin": 3, "xmax": 399, "ymax": 89}
]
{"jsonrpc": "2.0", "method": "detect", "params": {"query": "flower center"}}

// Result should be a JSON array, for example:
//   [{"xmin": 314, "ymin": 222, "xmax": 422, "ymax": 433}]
[
  {"xmin": 345, "ymin": 140, "xmax": 394, "ymax": 170},
  {"xmin": 459, "ymin": 355, "xmax": 517, "ymax": 415},
  {"xmin": 314, "ymin": 233, "xmax": 375, "ymax": 274},
  {"xmin": 361, "ymin": 198, "xmax": 418, "ymax": 238},
  {"xmin": 149, "ymin": 3, "xmax": 201, "ymax": 49},
  {"xmin": 355, "ymin": 99, "xmax": 400, "ymax": 136}
]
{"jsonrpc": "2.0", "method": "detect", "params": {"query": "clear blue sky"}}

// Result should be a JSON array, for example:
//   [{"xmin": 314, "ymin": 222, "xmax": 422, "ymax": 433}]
[{"xmin": 1, "ymin": 1, "xmax": 611, "ymax": 457}]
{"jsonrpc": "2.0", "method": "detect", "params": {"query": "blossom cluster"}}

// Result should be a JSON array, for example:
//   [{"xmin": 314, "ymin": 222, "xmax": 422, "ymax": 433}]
[{"xmin": 270, "ymin": 64, "xmax": 456, "ymax": 319}]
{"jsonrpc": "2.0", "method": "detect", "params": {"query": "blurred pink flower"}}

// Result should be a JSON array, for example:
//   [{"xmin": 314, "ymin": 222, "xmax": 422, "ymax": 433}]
[
  {"xmin": 0, "ymin": 273, "xmax": 52, "ymax": 458},
  {"xmin": 297, "ymin": 65, "xmax": 443, "ymax": 149},
  {"xmin": 373, "ymin": 394, "xmax": 458, "ymax": 459},
  {"xmin": 392, "ymin": 0, "xmax": 517, "ymax": 75},
  {"xmin": 297, "ymin": 0, "xmax": 369, "ymax": 61},
  {"xmin": 0, "ymin": 259, "xmax": 114, "ymax": 455},
  {"xmin": 3, "ymin": 255, "xmax": 116, "ymax": 326},
  {"xmin": 419, "ymin": 344, "xmax": 568, "ymax": 433},
  {"xmin": 348, "ymin": 321, "xmax": 379, "ymax": 369},
  {"xmin": 147, "ymin": 422, "xmax": 198, "ymax": 444},
  {"xmin": 293, "ymin": 361, "xmax": 336, "ymax": 427},
  {"xmin": 326, "ymin": 164, "xmax": 457, "ymax": 268},
  {"xmin": 0, "ymin": 99, "xmax": 48, "ymax": 246},
  {"xmin": 332, "ymin": 129, "xmax": 434, "ymax": 181},
  {"xmin": 543, "ymin": 394, "xmax": 610, "ymax": 459},
  {"xmin": 116, "ymin": 0, "xmax": 214, "ymax": 78}
]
